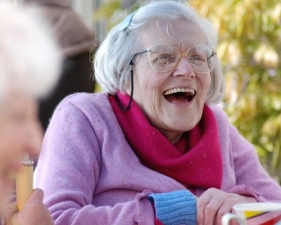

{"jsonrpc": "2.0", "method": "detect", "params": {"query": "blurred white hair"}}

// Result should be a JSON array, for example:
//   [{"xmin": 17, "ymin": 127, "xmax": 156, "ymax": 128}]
[
  {"xmin": 0, "ymin": 0, "xmax": 62, "ymax": 100},
  {"xmin": 94, "ymin": 0, "xmax": 225, "ymax": 104}
]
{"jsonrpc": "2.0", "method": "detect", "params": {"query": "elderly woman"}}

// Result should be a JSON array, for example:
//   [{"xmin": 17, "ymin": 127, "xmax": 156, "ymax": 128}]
[
  {"xmin": 34, "ymin": 1, "xmax": 281, "ymax": 225},
  {"xmin": 0, "ymin": 1, "xmax": 61, "ymax": 224}
]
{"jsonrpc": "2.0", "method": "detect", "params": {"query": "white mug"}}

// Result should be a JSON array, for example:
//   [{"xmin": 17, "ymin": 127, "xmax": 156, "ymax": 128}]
[{"xmin": 222, "ymin": 202, "xmax": 281, "ymax": 225}]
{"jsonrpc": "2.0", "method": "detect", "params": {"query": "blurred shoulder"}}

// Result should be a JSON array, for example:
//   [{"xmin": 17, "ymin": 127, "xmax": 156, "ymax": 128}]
[
  {"xmin": 56, "ymin": 92, "xmax": 112, "ymax": 117},
  {"xmin": 62, "ymin": 92, "xmax": 108, "ymax": 105}
]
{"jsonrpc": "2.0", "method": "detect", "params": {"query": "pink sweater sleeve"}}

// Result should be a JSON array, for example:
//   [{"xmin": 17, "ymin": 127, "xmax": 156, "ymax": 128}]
[
  {"xmin": 34, "ymin": 95, "xmax": 155, "ymax": 225},
  {"xmin": 227, "ymin": 125, "xmax": 281, "ymax": 202},
  {"xmin": 211, "ymin": 105, "xmax": 281, "ymax": 202}
]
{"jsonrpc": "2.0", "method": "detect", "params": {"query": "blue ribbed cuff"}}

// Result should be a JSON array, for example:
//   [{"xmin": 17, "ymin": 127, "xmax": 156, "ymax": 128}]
[{"xmin": 148, "ymin": 190, "xmax": 197, "ymax": 225}]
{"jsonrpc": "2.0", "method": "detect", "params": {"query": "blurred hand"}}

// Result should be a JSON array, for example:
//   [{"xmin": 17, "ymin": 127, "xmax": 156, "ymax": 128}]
[
  {"xmin": 197, "ymin": 188, "xmax": 257, "ymax": 225},
  {"xmin": 5, "ymin": 189, "xmax": 53, "ymax": 225}
]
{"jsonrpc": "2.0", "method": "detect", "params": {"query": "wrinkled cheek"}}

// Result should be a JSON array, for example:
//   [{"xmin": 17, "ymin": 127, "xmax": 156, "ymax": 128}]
[
  {"xmin": 205, "ymin": 78, "xmax": 212, "ymax": 99},
  {"xmin": 194, "ymin": 93, "xmax": 207, "ymax": 117},
  {"xmin": 141, "ymin": 93, "xmax": 162, "ymax": 124},
  {"xmin": 148, "ymin": 89, "xmax": 162, "ymax": 108},
  {"xmin": 141, "ymin": 95, "xmax": 156, "ymax": 116},
  {"xmin": 200, "ymin": 85, "xmax": 210, "ymax": 104}
]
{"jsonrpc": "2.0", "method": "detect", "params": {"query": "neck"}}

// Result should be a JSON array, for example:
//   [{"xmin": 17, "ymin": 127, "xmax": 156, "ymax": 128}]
[{"xmin": 157, "ymin": 129, "xmax": 183, "ymax": 144}]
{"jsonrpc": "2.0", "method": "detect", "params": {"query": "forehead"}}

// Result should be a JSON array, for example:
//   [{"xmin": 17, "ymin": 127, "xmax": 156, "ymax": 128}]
[{"xmin": 141, "ymin": 19, "xmax": 206, "ymax": 49}]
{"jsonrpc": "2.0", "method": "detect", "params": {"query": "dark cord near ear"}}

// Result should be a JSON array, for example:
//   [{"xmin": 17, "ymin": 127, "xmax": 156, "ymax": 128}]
[{"xmin": 116, "ymin": 67, "xmax": 134, "ymax": 111}]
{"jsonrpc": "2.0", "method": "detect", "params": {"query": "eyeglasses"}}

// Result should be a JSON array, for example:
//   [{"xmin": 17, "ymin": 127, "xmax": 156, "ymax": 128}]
[{"xmin": 130, "ymin": 44, "xmax": 217, "ymax": 74}]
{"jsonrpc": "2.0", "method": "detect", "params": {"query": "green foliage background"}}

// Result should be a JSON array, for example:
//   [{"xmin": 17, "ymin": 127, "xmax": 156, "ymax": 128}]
[{"xmin": 94, "ymin": 0, "xmax": 281, "ymax": 181}]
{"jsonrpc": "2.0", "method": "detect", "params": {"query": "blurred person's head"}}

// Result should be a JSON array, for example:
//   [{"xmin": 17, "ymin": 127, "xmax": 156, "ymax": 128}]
[
  {"xmin": 0, "ymin": 1, "xmax": 61, "ymax": 213},
  {"xmin": 22, "ymin": 0, "xmax": 98, "ymax": 131}
]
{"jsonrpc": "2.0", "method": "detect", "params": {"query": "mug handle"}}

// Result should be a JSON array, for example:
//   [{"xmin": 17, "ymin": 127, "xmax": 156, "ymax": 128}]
[{"xmin": 222, "ymin": 213, "xmax": 245, "ymax": 225}]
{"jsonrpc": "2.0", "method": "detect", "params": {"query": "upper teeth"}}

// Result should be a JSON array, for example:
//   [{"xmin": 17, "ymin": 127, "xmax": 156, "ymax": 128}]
[{"xmin": 163, "ymin": 88, "xmax": 195, "ymax": 95}]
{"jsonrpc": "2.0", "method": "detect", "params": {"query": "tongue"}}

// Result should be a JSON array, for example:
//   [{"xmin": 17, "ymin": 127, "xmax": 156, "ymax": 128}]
[{"xmin": 165, "ymin": 93, "xmax": 190, "ymax": 104}]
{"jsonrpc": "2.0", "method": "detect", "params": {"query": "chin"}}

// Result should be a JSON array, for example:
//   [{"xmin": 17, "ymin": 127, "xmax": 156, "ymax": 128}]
[{"xmin": 176, "ymin": 116, "xmax": 200, "ymax": 131}]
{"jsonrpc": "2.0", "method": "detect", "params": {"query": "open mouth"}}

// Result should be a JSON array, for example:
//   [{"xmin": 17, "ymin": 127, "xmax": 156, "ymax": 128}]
[{"xmin": 163, "ymin": 88, "xmax": 196, "ymax": 104}]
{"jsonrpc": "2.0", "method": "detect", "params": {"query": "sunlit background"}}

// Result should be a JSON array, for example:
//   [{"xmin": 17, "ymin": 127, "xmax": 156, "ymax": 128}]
[{"xmin": 36, "ymin": 0, "xmax": 281, "ymax": 182}]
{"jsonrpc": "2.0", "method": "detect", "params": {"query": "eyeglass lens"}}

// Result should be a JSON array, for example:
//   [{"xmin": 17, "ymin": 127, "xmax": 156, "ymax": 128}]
[{"xmin": 148, "ymin": 45, "xmax": 216, "ymax": 73}]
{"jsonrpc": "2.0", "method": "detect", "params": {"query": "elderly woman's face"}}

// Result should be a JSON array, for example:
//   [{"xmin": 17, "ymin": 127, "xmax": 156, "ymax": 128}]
[
  {"xmin": 0, "ymin": 92, "xmax": 42, "ymax": 213},
  {"xmin": 132, "ymin": 20, "xmax": 211, "ymax": 143}
]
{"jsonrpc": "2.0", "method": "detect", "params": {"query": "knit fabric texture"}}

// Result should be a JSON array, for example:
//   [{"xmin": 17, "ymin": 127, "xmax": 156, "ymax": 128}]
[
  {"xmin": 34, "ymin": 93, "xmax": 281, "ymax": 225},
  {"xmin": 148, "ymin": 190, "xmax": 197, "ymax": 225}
]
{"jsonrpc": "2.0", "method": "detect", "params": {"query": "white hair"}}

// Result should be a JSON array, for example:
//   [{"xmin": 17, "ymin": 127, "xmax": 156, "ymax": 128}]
[
  {"xmin": 94, "ymin": 0, "xmax": 225, "ymax": 104},
  {"xmin": 0, "ymin": 1, "xmax": 62, "ymax": 100}
]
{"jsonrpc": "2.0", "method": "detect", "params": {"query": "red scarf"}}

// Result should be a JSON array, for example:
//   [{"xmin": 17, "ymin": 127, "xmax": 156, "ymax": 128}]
[{"xmin": 108, "ymin": 92, "xmax": 223, "ymax": 189}]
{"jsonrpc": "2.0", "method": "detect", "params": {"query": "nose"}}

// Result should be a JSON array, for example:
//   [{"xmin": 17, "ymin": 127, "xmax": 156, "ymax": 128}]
[{"xmin": 172, "ymin": 55, "xmax": 195, "ymax": 79}]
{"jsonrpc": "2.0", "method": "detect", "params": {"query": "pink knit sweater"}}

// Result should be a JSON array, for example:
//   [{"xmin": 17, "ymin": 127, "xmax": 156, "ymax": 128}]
[{"xmin": 34, "ymin": 92, "xmax": 281, "ymax": 225}]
